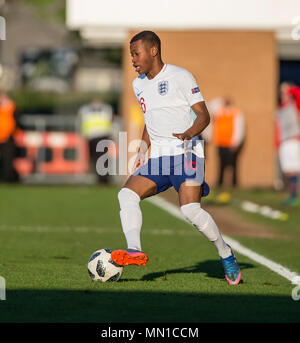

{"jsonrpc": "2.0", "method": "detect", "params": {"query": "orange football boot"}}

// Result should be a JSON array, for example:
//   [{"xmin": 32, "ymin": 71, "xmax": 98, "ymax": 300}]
[{"xmin": 111, "ymin": 249, "xmax": 148, "ymax": 266}]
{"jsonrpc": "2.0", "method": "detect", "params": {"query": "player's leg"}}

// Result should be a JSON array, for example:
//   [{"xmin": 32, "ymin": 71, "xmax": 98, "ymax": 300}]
[
  {"xmin": 122, "ymin": 173, "xmax": 158, "ymax": 200},
  {"xmin": 231, "ymin": 149, "xmax": 238, "ymax": 187},
  {"xmin": 178, "ymin": 181, "xmax": 241, "ymax": 285},
  {"xmin": 111, "ymin": 174, "xmax": 157, "ymax": 266},
  {"xmin": 119, "ymin": 174, "xmax": 157, "ymax": 252},
  {"xmin": 283, "ymin": 172, "xmax": 299, "ymax": 206},
  {"xmin": 178, "ymin": 181, "xmax": 231, "ymax": 259},
  {"xmin": 1, "ymin": 137, "xmax": 16, "ymax": 182},
  {"xmin": 279, "ymin": 139, "xmax": 300, "ymax": 206},
  {"xmin": 217, "ymin": 147, "xmax": 226, "ymax": 187}
]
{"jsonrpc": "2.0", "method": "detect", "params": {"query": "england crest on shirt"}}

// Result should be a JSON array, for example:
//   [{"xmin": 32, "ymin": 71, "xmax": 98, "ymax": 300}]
[{"xmin": 158, "ymin": 81, "xmax": 169, "ymax": 96}]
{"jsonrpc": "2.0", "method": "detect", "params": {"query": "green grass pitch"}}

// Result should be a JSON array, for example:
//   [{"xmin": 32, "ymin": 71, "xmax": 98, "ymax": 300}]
[{"xmin": 0, "ymin": 185, "xmax": 299, "ymax": 322}]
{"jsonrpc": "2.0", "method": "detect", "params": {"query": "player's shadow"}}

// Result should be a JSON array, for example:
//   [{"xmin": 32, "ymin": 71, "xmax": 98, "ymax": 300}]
[{"xmin": 141, "ymin": 260, "xmax": 253, "ymax": 282}]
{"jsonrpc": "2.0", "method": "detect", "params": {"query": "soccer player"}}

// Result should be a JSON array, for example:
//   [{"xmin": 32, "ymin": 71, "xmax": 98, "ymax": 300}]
[
  {"xmin": 111, "ymin": 31, "xmax": 241, "ymax": 285},
  {"xmin": 276, "ymin": 83, "xmax": 300, "ymax": 206}
]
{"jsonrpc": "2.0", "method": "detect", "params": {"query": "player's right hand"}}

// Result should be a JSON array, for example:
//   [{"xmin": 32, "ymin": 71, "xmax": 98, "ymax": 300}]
[{"xmin": 132, "ymin": 151, "xmax": 146, "ymax": 173}]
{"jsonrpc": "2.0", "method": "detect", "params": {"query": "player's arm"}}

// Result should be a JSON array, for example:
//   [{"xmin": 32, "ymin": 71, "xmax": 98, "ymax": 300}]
[
  {"xmin": 131, "ymin": 78, "xmax": 151, "ymax": 171},
  {"xmin": 173, "ymin": 101, "xmax": 210, "ymax": 141},
  {"xmin": 132, "ymin": 125, "xmax": 151, "ymax": 173},
  {"xmin": 172, "ymin": 70, "xmax": 210, "ymax": 141},
  {"xmin": 132, "ymin": 80, "xmax": 151, "ymax": 154},
  {"xmin": 138, "ymin": 124, "xmax": 151, "ymax": 153}
]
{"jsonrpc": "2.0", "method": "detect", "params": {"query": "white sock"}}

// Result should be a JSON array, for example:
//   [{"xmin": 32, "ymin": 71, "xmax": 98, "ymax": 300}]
[
  {"xmin": 118, "ymin": 188, "xmax": 142, "ymax": 251},
  {"xmin": 180, "ymin": 202, "xmax": 231, "ymax": 259}
]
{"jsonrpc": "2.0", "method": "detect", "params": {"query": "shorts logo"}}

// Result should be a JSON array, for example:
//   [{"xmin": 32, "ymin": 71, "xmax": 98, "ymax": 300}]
[
  {"xmin": 191, "ymin": 87, "xmax": 200, "ymax": 94},
  {"xmin": 158, "ymin": 81, "xmax": 169, "ymax": 96}
]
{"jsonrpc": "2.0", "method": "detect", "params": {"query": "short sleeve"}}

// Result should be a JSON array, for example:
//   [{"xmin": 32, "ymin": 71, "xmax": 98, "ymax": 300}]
[
  {"xmin": 132, "ymin": 80, "xmax": 138, "ymax": 100},
  {"xmin": 176, "ymin": 70, "xmax": 204, "ymax": 107},
  {"xmin": 132, "ymin": 76, "xmax": 145, "ymax": 101}
]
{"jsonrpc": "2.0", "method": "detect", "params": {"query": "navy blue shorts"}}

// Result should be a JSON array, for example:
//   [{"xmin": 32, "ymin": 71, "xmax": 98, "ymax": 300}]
[{"xmin": 133, "ymin": 152, "xmax": 210, "ymax": 197}]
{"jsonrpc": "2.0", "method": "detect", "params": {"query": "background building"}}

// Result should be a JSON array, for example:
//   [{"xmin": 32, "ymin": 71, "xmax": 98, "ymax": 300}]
[{"xmin": 66, "ymin": 0, "xmax": 300, "ymax": 188}]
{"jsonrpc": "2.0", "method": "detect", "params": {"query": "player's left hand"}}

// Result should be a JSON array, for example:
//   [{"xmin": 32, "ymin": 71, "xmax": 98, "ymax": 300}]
[{"xmin": 172, "ymin": 131, "xmax": 192, "ymax": 156}]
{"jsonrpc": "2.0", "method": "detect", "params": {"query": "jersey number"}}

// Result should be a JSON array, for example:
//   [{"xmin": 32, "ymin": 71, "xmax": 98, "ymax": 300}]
[{"xmin": 139, "ymin": 97, "xmax": 146, "ymax": 114}]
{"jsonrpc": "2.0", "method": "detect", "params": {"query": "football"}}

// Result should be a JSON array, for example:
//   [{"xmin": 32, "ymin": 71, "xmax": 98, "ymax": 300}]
[{"xmin": 87, "ymin": 248, "xmax": 123, "ymax": 282}]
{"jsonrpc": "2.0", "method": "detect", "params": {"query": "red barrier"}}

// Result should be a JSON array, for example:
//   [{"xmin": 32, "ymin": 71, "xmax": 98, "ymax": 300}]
[{"xmin": 13, "ymin": 130, "xmax": 89, "ymax": 176}]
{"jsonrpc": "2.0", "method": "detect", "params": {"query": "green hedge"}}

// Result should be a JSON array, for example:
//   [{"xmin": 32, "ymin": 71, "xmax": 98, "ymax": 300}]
[{"xmin": 8, "ymin": 90, "xmax": 120, "ymax": 115}]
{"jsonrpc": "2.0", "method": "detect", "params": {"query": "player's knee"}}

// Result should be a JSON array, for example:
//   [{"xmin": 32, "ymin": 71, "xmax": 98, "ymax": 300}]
[
  {"xmin": 118, "ymin": 187, "xmax": 140, "ymax": 210},
  {"xmin": 181, "ymin": 202, "xmax": 201, "ymax": 222},
  {"xmin": 180, "ymin": 202, "xmax": 209, "ymax": 229}
]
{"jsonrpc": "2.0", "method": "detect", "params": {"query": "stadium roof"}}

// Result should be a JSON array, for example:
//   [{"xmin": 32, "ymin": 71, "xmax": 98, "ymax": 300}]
[{"xmin": 66, "ymin": 0, "xmax": 300, "ymax": 50}]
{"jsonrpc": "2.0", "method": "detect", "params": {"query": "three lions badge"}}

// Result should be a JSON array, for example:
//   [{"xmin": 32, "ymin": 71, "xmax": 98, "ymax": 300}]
[{"xmin": 158, "ymin": 81, "xmax": 169, "ymax": 96}]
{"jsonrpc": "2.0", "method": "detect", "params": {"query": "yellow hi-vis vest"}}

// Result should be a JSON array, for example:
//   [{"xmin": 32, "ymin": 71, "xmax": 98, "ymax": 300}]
[
  {"xmin": 81, "ymin": 112, "xmax": 112, "ymax": 137},
  {"xmin": 79, "ymin": 104, "xmax": 113, "ymax": 139}
]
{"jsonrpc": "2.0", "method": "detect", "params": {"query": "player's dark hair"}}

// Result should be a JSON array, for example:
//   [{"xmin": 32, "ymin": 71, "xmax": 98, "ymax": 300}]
[{"xmin": 130, "ymin": 31, "xmax": 161, "ymax": 55}]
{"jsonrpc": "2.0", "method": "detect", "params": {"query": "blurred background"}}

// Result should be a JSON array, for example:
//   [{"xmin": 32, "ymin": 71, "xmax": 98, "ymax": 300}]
[
  {"xmin": 1, "ymin": 1, "xmax": 300, "ymax": 324},
  {"xmin": 0, "ymin": 0, "xmax": 300, "ymax": 201}
]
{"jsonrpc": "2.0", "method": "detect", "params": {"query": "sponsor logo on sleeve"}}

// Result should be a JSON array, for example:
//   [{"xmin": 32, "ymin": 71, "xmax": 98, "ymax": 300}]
[{"xmin": 191, "ymin": 87, "xmax": 200, "ymax": 94}]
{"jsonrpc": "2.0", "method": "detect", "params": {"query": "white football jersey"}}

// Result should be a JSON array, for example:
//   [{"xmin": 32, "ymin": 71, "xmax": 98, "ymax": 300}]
[{"xmin": 132, "ymin": 64, "xmax": 204, "ymax": 158}]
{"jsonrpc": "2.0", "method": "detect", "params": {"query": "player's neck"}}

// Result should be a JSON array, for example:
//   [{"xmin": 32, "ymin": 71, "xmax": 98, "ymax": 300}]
[{"xmin": 146, "ymin": 60, "xmax": 165, "ymax": 80}]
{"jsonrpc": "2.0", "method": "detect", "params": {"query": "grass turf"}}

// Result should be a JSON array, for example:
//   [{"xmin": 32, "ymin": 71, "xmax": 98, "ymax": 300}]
[
  {"xmin": 0, "ymin": 185, "xmax": 299, "ymax": 322},
  {"xmin": 203, "ymin": 188, "xmax": 300, "ymax": 273}
]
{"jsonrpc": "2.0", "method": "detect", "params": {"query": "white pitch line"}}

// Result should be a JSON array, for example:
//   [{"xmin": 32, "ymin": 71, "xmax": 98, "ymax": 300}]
[{"xmin": 146, "ymin": 196, "xmax": 300, "ymax": 285}]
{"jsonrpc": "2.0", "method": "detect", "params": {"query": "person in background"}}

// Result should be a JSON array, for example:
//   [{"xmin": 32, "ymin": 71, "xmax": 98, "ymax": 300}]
[
  {"xmin": 276, "ymin": 83, "xmax": 300, "ymax": 206},
  {"xmin": 77, "ymin": 97, "xmax": 113, "ymax": 184},
  {"xmin": 0, "ymin": 92, "xmax": 18, "ymax": 182},
  {"xmin": 212, "ymin": 97, "xmax": 245, "ymax": 188},
  {"xmin": 287, "ymin": 83, "xmax": 300, "ymax": 115}
]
